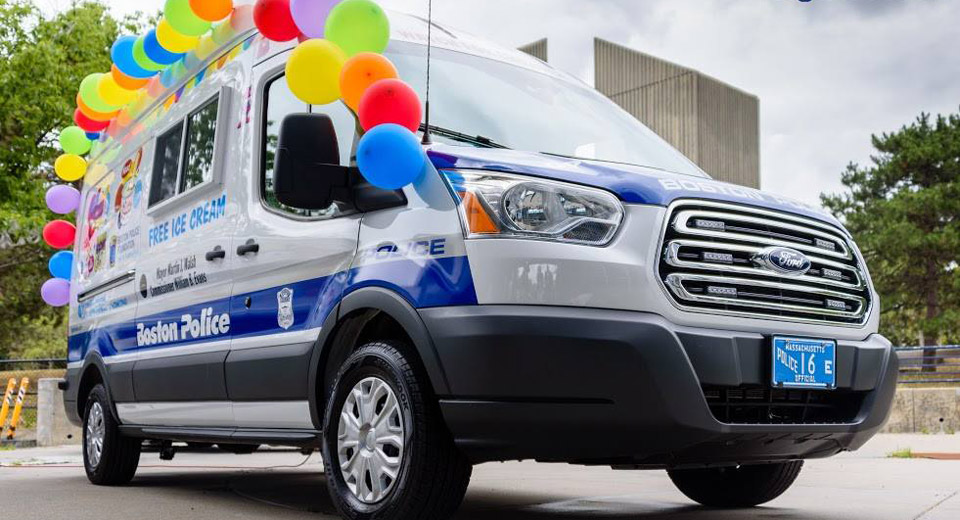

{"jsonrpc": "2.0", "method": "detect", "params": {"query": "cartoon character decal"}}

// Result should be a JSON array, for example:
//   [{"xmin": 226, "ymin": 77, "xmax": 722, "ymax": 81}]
[{"xmin": 115, "ymin": 149, "xmax": 143, "ymax": 230}]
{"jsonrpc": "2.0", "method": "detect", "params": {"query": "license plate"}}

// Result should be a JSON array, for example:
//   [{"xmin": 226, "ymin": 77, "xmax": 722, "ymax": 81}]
[{"xmin": 772, "ymin": 336, "xmax": 836, "ymax": 389}]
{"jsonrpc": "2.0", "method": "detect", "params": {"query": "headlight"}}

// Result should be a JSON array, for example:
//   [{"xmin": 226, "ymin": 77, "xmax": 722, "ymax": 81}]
[{"xmin": 441, "ymin": 169, "xmax": 624, "ymax": 246}]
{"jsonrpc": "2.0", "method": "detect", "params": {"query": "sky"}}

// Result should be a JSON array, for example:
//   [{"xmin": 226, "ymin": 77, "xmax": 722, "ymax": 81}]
[{"xmin": 65, "ymin": 0, "xmax": 960, "ymax": 206}]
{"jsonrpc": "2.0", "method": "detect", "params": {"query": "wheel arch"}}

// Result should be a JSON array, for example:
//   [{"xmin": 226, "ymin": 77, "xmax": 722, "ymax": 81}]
[
  {"xmin": 308, "ymin": 287, "xmax": 452, "ymax": 429},
  {"xmin": 76, "ymin": 354, "xmax": 114, "ymax": 422}
]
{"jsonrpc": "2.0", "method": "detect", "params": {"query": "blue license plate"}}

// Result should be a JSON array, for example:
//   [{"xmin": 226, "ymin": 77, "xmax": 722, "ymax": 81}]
[{"xmin": 772, "ymin": 337, "xmax": 836, "ymax": 389}]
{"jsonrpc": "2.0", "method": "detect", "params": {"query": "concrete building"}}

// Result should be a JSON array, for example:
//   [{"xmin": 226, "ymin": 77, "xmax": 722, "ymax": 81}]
[{"xmin": 519, "ymin": 38, "xmax": 760, "ymax": 189}]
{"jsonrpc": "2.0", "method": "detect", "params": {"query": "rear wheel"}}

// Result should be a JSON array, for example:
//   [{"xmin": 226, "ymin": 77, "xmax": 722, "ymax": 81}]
[
  {"xmin": 82, "ymin": 384, "xmax": 141, "ymax": 486},
  {"xmin": 668, "ymin": 461, "xmax": 804, "ymax": 508},
  {"xmin": 322, "ymin": 341, "xmax": 472, "ymax": 520}
]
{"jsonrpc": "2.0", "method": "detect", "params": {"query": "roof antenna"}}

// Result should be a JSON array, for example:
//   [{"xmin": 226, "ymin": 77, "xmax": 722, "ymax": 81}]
[{"xmin": 421, "ymin": 0, "xmax": 434, "ymax": 145}]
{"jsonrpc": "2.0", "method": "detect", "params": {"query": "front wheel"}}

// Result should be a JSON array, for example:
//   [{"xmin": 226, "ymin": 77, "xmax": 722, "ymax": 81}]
[
  {"xmin": 668, "ymin": 461, "xmax": 804, "ymax": 508},
  {"xmin": 322, "ymin": 341, "xmax": 472, "ymax": 520},
  {"xmin": 82, "ymin": 384, "xmax": 141, "ymax": 485}
]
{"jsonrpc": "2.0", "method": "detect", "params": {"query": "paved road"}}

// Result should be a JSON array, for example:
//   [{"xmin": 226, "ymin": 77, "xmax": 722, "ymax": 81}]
[{"xmin": 2, "ymin": 434, "xmax": 959, "ymax": 520}]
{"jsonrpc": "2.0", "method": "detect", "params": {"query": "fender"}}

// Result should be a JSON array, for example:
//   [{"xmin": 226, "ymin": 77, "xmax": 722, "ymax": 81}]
[
  {"xmin": 306, "ymin": 287, "xmax": 453, "ymax": 429},
  {"xmin": 73, "ymin": 352, "xmax": 126, "ymax": 424}
]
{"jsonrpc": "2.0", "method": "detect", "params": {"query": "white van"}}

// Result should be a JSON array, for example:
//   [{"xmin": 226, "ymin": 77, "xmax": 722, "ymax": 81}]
[{"xmin": 63, "ymin": 11, "xmax": 897, "ymax": 520}]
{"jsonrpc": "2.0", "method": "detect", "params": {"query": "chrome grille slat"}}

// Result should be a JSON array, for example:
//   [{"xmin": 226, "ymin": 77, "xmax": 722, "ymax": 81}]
[{"xmin": 657, "ymin": 200, "xmax": 872, "ymax": 326}]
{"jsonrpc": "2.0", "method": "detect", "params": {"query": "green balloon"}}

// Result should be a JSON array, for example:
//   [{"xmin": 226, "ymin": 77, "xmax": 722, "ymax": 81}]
[
  {"xmin": 165, "ymin": 0, "xmax": 212, "ymax": 37},
  {"xmin": 325, "ymin": 0, "xmax": 391, "ymax": 57},
  {"xmin": 60, "ymin": 126, "xmax": 91, "ymax": 156},
  {"xmin": 79, "ymin": 73, "xmax": 118, "ymax": 113},
  {"xmin": 133, "ymin": 36, "xmax": 165, "ymax": 72}
]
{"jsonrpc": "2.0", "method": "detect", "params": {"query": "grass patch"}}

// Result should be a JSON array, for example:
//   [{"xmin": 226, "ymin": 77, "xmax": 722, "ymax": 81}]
[
  {"xmin": 0, "ymin": 444, "xmax": 16, "ymax": 452},
  {"xmin": 888, "ymin": 448, "xmax": 914, "ymax": 459}
]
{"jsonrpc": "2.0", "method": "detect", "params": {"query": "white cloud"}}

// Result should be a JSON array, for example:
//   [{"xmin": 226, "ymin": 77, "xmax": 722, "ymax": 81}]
[{"xmin": 88, "ymin": 0, "xmax": 959, "ymax": 206}]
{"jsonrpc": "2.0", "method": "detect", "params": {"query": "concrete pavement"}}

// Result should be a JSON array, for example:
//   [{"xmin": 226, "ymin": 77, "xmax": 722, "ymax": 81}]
[{"xmin": 2, "ymin": 434, "xmax": 959, "ymax": 520}]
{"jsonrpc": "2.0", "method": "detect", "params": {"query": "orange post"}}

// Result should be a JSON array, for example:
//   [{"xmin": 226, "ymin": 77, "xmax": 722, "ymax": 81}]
[
  {"xmin": 5, "ymin": 378, "xmax": 29, "ymax": 440},
  {"xmin": 0, "ymin": 378, "xmax": 15, "ymax": 436}
]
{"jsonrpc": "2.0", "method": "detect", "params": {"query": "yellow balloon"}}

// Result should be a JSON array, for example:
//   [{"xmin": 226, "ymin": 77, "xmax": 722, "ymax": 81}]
[
  {"xmin": 55, "ymin": 154, "xmax": 87, "ymax": 182},
  {"xmin": 98, "ymin": 73, "xmax": 138, "ymax": 108},
  {"xmin": 194, "ymin": 34, "xmax": 218, "ymax": 61},
  {"xmin": 157, "ymin": 18, "xmax": 199, "ymax": 54},
  {"xmin": 286, "ymin": 39, "xmax": 347, "ymax": 106}
]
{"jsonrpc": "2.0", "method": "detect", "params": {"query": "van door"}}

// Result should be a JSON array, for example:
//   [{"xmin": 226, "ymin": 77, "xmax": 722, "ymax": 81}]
[
  {"xmin": 126, "ymin": 81, "xmax": 241, "ymax": 424},
  {"xmin": 224, "ymin": 55, "xmax": 362, "ymax": 429}
]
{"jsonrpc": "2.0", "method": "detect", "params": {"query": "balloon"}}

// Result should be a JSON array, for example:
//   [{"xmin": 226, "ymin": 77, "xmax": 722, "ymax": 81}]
[
  {"xmin": 166, "ymin": 0, "xmax": 213, "ymax": 37},
  {"xmin": 41, "ymin": 278, "xmax": 71, "ymax": 307},
  {"xmin": 74, "ymin": 108, "xmax": 110, "ymax": 133},
  {"xmin": 291, "ymin": 0, "xmax": 339, "ymax": 39},
  {"xmin": 190, "ymin": 0, "xmax": 233, "ymax": 22},
  {"xmin": 133, "ymin": 36, "xmax": 165, "ymax": 72},
  {"xmin": 55, "ymin": 154, "xmax": 87, "ymax": 182},
  {"xmin": 211, "ymin": 18, "xmax": 237, "ymax": 45},
  {"xmin": 43, "ymin": 220, "xmax": 77, "ymax": 249},
  {"xmin": 358, "ymin": 78, "xmax": 422, "ymax": 133},
  {"xmin": 157, "ymin": 18, "xmax": 200, "ymax": 53},
  {"xmin": 144, "ymin": 29, "xmax": 185, "ymax": 65},
  {"xmin": 59, "ymin": 126, "xmax": 91, "ymax": 156},
  {"xmin": 45, "ymin": 185, "xmax": 81, "ymax": 214},
  {"xmin": 111, "ymin": 64, "xmax": 149, "ymax": 91},
  {"xmin": 86, "ymin": 131, "xmax": 101, "ymax": 140},
  {"xmin": 112, "ymin": 35, "xmax": 158, "ymax": 79},
  {"xmin": 340, "ymin": 52, "xmax": 397, "ymax": 111},
  {"xmin": 49, "ymin": 251, "xmax": 74, "ymax": 280},
  {"xmin": 98, "ymin": 73, "xmax": 138, "ymax": 108},
  {"xmin": 80, "ymin": 73, "xmax": 121, "ymax": 113},
  {"xmin": 77, "ymin": 94, "xmax": 118, "ymax": 122},
  {"xmin": 254, "ymin": 0, "xmax": 301, "ymax": 42},
  {"xmin": 357, "ymin": 124, "xmax": 425, "ymax": 190},
  {"xmin": 325, "ymin": 0, "xmax": 389, "ymax": 57},
  {"xmin": 285, "ymin": 38, "xmax": 346, "ymax": 105},
  {"xmin": 194, "ymin": 34, "xmax": 218, "ymax": 60}
]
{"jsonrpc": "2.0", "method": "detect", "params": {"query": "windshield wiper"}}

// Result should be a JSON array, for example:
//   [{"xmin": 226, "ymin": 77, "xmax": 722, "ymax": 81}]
[{"xmin": 420, "ymin": 124, "xmax": 510, "ymax": 149}]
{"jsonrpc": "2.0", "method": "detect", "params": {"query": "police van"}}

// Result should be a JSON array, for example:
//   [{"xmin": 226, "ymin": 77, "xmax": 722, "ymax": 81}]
[{"xmin": 63, "ymin": 10, "xmax": 897, "ymax": 520}]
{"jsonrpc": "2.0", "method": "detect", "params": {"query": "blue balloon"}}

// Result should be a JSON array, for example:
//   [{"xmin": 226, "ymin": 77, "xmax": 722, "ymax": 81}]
[
  {"xmin": 112, "ymin": 35, "xmax": 157, "ymax": 79},
  {"xmin": 48, "ymin": 251, "xmax": 74, "ymax": 280},
  {"xmin": 357, "ymin": 124, "xmax": 427, "ymax": 190},
  {"xmin": 143, "ymin": 29, "xmax": 184, "ymax": 66},
  {"xmin": 86, "ymin": 132, "xmax": 100, "ymax": 140},
  {"xmin": 160, "ymin": 66, "xmax": 178, "ymax": 88}
]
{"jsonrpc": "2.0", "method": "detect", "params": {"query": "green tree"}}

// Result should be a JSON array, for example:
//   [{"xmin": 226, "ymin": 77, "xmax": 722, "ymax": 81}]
[
  {"xmin": 0, "ymin": 1, "xmax": 146, "ymax": 358},
  {"xmin": 822, "ymin": 110, "xmax": 960, "ymax": 368}
]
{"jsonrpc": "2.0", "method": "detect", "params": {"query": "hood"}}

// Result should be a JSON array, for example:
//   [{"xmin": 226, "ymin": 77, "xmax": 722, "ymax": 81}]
[{"xmin": 427, "ymin": 145, "xmax": 842, "ymax": 228}]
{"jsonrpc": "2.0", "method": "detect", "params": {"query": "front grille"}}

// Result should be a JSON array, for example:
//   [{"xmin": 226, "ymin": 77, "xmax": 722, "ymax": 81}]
[
  {"xmin": 658, "ymin": 201, "xmax": 872, "ymax": 325},
  {"xmin": 703, "ymin": 385, "xmax": 866, "ymax": 425}
]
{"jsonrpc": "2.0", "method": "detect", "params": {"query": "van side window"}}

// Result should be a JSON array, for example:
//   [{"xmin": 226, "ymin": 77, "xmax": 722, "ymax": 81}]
[
  {"xmin": 149, "ymin": 124, "xmax": 185, "ymax": 206},
  {"xmin": 148, "ymin": 95, "xmax": 221, "ymax": 208},
  {"xmin": 261, "ymin": 74, "xmax": 357, "ymax": 219}
]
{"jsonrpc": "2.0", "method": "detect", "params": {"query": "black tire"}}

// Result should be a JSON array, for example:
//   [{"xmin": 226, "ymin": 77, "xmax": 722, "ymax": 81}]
[
  {"xmin": 82, "ymin": 384, "xmax": 141, "ymax": 486},
  {"xmin": 217, "ymin": 443, "xmax": 261, "ymax": 454},
  {"xmin": 322, "ymin": 341, "xmax": 472, "ymax": 520},
  {"xmin": 668, "ymin": 461, "xmax": 804, "ymax": 508}
]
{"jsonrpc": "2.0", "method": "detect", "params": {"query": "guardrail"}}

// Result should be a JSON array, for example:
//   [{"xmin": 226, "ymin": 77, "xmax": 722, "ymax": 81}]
[{"xmin": 896, "ymin": 345, "xmax": 960, "ymax": 385}]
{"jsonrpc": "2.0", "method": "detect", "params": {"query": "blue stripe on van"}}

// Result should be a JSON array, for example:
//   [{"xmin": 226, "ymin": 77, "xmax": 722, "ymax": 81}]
[{"xmin": 68, "ymin": 256, "xmax": 477, "ymax": 363}]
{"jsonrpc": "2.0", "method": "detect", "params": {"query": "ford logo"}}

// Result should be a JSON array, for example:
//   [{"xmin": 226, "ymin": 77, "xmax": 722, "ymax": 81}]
[{"xmin": 753, "ymin": 247, "xmax": 812, "ymax": 276}]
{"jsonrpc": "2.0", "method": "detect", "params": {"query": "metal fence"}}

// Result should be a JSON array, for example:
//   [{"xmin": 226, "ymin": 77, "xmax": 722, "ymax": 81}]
[
  {"xmin": 0, "ymin": 359, "xmax": 67, "ymax": 444},
  {"xmin": 895, "ymin": 346, "xmax": 960, "ymax": 385}
]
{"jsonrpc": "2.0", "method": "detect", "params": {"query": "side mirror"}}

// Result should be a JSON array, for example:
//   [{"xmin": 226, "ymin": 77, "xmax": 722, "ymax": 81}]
[{"xmin": 274, "ymin": 113, "xmax": 408, "ymax": 212}]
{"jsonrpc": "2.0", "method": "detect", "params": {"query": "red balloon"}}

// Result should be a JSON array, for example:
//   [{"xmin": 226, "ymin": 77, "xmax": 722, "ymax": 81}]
[
  {"xmin": 74, "ymin": 108, "xmax": 110, "ymax": 133},
  {"xmin": 358, "ymin": 79, "xmax": 423, "ymax": 133},
  {"xmin": 254, "ymin": 0, "xmax": 301, "ymax": 42},
  {"xmin": 43, "ymin": 220, "xmax": 76, "ymax": 249}
]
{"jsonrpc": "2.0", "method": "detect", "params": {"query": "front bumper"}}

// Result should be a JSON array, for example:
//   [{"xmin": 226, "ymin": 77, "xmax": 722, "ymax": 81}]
[{"xmin": 420, "ymin": 305, "xmax": 897, "ymax": 467}]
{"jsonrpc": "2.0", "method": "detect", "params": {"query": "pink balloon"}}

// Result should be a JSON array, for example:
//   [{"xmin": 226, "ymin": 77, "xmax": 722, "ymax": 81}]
[
  {"xmin": 41, "ymin": 278, "xmax": 71, "ymax": 307},
  {"xmin": 46, "ymin": 185, "xmax": 81, "ymax": 214},
  {"xmin": 290, "ymin": 0, "xmax": 340, "ymax": 38}
]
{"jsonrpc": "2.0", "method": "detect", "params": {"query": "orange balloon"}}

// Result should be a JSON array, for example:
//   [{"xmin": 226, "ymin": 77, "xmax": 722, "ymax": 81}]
[
  {"xmin": 77, "ymin": 94, "xmax": 118, "ymax": 122},
  {"xmin": 340, "ymin": 52, "xmax": 399, "ymax": 112},
  {"xmin": 189, "ymin": 0, "xmax": 233, "ymax": 22},
  {"xmin": 111, "ymin": 64, "xmax": 149, "ymax": 91}
]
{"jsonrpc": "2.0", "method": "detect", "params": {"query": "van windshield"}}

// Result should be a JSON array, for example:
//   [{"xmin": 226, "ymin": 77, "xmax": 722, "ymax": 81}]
[{"xmin": 386, "ymin": 41, "xmax": 708, "ymax": 178}]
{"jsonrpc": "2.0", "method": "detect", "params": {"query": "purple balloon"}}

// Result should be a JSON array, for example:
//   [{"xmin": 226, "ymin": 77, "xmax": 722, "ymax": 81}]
[
  {"xmin": 290, "ymin": 0, "xmax": 340, "ymax": 38},
  {"xmin": 41, "ymin": 278, "xmax": 71, "ymax": 307},
  {"xmin": 46, "ymin": 184, "xmax": 80, "ymax": 215}
]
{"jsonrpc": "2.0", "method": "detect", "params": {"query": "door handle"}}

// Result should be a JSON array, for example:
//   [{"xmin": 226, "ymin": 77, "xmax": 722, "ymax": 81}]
[
  {"xmin": 237, "ymin": 239, "xmax": 260, "ymax": 256},
  {"xmin": 205, "ymin": 246, "xmax": 226, "ymax": 262}
]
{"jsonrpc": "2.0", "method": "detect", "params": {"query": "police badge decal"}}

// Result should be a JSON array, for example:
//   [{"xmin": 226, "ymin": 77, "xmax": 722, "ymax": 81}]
[{"xmin": 277, "ymin": 288, "xmax": 294, "ymax": 330}]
